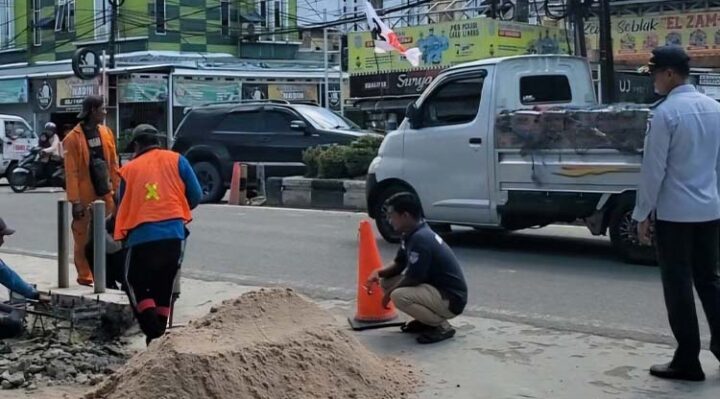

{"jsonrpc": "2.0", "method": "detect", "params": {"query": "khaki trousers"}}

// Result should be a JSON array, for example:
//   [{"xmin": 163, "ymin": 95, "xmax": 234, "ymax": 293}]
[{"xmin": 381, "ymin": 275, "xmax": 456, "ymax": 329}]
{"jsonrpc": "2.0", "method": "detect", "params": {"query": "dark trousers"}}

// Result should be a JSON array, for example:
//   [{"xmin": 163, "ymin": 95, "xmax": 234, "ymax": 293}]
[
  {"xmin": 124, "ymin": 239, "xmax": 182, "ymax": 340},
  {"xmin": 655, "ymin": 219, "xmax": 720, "ymax": 367}
]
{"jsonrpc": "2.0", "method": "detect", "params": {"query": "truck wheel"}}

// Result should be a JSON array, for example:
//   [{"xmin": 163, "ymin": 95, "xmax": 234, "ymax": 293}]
[
  {"xmin": 609, "ymin": 198, "xmax": 656, "ymax": 265},
  {"xmin": 372, "ymin": 185, "xmax": 415, "ymax": 243},
  {"xmin": 193, "ymin": 162, "xmax": 226, "ymax": 203}
]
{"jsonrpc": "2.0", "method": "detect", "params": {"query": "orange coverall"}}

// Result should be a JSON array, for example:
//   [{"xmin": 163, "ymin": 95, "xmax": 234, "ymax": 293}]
[{"xmin": 63, "ymin": 124, "xmax": 121, "ymax": 285}]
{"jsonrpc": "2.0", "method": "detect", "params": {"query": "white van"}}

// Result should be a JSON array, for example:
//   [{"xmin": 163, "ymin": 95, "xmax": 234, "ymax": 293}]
[
  {"xmin": 0, "ymin": 115, "xmax": 38, "ymax": 178},
  {"xmin": 366, "ymin": 55, "xmax": 651, "ymax": 263}
]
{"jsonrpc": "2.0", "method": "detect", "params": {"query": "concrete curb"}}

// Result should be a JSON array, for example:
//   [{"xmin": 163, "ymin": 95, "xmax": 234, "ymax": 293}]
[{"xmin": 267, "ymin": 177, "xmax": 367, "ymax": 211}]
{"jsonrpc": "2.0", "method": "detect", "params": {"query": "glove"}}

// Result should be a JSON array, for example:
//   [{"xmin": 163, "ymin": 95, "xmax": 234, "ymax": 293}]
[{"xmin": 72, "ymin": 203, "xmax": 86, "ymax": 220}]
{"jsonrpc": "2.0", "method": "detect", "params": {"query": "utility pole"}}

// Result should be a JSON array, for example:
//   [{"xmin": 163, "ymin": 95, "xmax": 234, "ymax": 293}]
[
  {"xmin": 570, "ymin": 0, "xmax": 587, "ymax": 57},
  {"xmin": 598, "ymin": 0, "xmax": 615, "ymax": 103},
  {"xmin": 108, "ymin": 0, "xmax": 124, "ymax": 69}
]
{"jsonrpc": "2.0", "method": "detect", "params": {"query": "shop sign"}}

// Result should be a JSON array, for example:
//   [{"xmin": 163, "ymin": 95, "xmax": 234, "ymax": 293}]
[
  {"xmin": 72, "ymin": 48, "xmax": 101, "ymax": 80},
  {"xmin": 615, "ymin": 72, "xmax": 661, "ymax": 104},
  {"xmin": 350, "ymin": 69, "xmax": 442, "ymax": 97},
  {"xmin": 0, "ymin": 79, "xmax": 28, "ymax": 104},
  {"xmin": 56, "ymin": 77, "xmax": 101, "ymax": 110},
  {"xmin": 34, "ymin": 79, "xmax": 55, "ymax": 111},
  {"xmin": 173, "ymin": 76, "xmax": 242, "ymax": 107},
  {"xmin": 697, "ymin": 73, "xmax": 720, "ymax": 99},
  {"xmin": 348, "ymin": 18, "xmax": 570, "ymax": 74},
  {"xmin": 585, "ymin": 10, "xmax": 720, "ymax": 62},
  {"xmin": 268, "ymin": 84, "xmax": 318, "ymax": 102},
  {"xmin": 118, "ymin": 74, "xmax": 169, "ymax": 103}
]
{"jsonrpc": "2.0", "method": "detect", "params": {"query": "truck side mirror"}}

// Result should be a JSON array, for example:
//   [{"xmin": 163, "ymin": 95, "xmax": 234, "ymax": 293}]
[{"xmin": 406, "ymin": 103, "xmax": 420, "ymax": 128}]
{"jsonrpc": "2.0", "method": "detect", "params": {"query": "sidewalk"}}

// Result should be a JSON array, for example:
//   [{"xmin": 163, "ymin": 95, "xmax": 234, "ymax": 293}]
[{"xmin": 2, "ymin": 252, "xmax": 719, "ymax": 398}]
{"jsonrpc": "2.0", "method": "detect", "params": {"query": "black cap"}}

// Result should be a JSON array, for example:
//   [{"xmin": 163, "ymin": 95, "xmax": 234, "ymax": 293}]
[
  {"xmin": 0, "ymin": 218, "xmax": 15, "ymax": 236},
  {"xmin": 646, "ymin": 46, "xmax": 690, "ymax": 73},
  {"xmin": 125, "ymin": 124, "xmax": 161, "ymax": 152},
  {"xmin": 77, "ymin": 95, "xmax": 104, "ymax": 120}
]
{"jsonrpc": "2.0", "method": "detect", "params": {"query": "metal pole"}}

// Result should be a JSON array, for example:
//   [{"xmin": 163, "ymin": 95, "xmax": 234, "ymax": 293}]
[
  {"xmin": 109, "ymin": 0, "xmax": 117, "ymax": 69},
  {"xmin": 571, "ymin": 0, "xmax": 587, "ymax": 57},
  {"xmin": 598, "ymin": 0, "xmax": 615, "ymax": 103},
  {"xmin": 324, "ymin": 27, "xmax": 330, "ymax": 109},
  {"xmin": 93, "ymin": 201, "xmax": 106, "ymax": 294},
  {"xmin": 57, "ymin": 200, "xmax": 70, "ymax": 289}
]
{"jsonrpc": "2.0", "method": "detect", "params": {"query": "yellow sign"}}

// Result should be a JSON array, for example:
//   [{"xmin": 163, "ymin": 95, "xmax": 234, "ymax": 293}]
[
  {"xmin": 268, "ymin": 84, "xmax": 318, "ymax": 102},
  {"xmin": 56, "ymin": 77, "xmax": 100, "ymax": 110},
  {"xmin": 585, "ymin": 10, "xmax": 720, "ymax": 62},
  {"xmin": 145, "ymin": 183, "xmax": 159, "ymax": 201},
  {"xmin": 348, "ymin": 18, "xmax": 571, "ymax": 75}
]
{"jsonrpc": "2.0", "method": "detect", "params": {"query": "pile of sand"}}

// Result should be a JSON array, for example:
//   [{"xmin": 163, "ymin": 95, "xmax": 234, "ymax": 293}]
[{"xmin": 85, "ymin": 288, "xmax": 417, "ymax": 399}]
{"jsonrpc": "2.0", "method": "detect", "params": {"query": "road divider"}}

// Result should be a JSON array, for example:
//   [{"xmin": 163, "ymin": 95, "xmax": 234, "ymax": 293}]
[{"xmin": 266, "ymin": 177, "xmax": 367, "ymax": 211}]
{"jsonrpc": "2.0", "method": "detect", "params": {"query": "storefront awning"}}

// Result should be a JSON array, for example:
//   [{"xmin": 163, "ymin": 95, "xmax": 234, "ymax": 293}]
[{"xmin": 240, "ymin": 10, "xmax": 264, "ymax": 23}]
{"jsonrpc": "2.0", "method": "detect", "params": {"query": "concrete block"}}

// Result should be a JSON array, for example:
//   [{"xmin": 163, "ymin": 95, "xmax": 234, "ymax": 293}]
[
  {"xmin": 265, "ymin": 178, "xmax": 283, "ymax": 206},
  {"xmin": 311, "ymin": 180, "xmax": 345, "ymax": 209},
  {"xmin": 281, "ymin": 177, "xmax": 312, "ymax": 208},
  {"xmin": 343, "ymin": 180, "xmax": 367, "ymax": 211}
]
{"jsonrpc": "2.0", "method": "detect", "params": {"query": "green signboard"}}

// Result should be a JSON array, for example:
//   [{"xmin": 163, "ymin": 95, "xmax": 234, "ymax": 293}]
[
  {"xmin": 118, "ymin": 74, "xmax": 169, "ymax": 103},
  {"xmin": 0, "ymin": 79, "xmax": 28, "ymax": 104},
  {"xmin": 173, "ymin": 76, "xmax": 242, "ymax": 107}
]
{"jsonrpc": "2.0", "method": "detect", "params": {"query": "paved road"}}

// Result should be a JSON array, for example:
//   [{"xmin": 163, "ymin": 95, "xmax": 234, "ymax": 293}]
[{"xmin": 0, "ymin": 186, "xmax": 711, "ymax": 344}]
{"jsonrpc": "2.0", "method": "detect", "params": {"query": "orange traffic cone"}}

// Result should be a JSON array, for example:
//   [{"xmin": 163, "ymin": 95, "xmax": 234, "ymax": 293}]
[{"xmin": 348, "ymin": 220, "xmax": 405, "ymax": 331}]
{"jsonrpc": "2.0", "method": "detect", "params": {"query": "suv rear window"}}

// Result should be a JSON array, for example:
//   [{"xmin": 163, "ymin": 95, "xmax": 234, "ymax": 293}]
[{"xmin": 520, "ymin": 75, "xmax": 572, "ymax": 104}]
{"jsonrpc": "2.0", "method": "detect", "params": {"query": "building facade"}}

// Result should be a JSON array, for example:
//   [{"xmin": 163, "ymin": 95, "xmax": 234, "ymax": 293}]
[{"xmin": 0, "ymin": 0, "xmax": 347, "ymax": 149}]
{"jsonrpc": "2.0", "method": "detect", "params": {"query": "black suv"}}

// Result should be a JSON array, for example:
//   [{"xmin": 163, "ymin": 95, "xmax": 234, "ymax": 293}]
[{"xmin": 172, "ymin": 101, "xmax": 369, "ymax": 202}]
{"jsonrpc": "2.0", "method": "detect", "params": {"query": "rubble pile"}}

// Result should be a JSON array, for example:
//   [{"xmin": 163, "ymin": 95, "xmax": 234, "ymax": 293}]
[
  {"xmin": 0, "ymin": 336, "xmax": 128, "ymax": 391},
  {"xmin": 495, "ymin": 104, "xmax": 651, "ymax": 153},
  {"xmin": 86, "ymin": 288, "xmax": 418, "ymax": 399}
]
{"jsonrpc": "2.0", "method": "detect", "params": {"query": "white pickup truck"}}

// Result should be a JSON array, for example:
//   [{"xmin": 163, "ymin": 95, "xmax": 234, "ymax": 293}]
[
  {"xmin": 366, "ymin": 55, "xmax": 654, "ymax": 263},
  {"xmin": 0, "ymin": 115, "xmax": 38, "ymax": 179}
]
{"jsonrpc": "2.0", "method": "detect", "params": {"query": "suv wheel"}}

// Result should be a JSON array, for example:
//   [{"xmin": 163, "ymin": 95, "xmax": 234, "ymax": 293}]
[{"xmin": 193, "ymin": 162, "xmax": 226, "ymax": 203}]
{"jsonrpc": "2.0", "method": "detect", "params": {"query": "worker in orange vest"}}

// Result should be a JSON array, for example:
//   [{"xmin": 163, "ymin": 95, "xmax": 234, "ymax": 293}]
[
  {"xmin": 114, "ymin": 124, "xmax": 202, "ymax": 344},
  {"xmin": 63, "ymin": 95, "xmax": 121, "ymax": 286}
]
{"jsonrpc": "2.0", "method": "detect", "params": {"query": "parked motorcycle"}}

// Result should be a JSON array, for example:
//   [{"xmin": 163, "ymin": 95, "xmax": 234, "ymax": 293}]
[{"xmin": 8, "ymin": 147, "xmax": 65, "ymax": 193}]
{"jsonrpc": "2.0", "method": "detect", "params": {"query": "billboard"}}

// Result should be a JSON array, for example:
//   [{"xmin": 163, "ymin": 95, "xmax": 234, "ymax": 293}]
[
  {"xmin": 585, "ymin": 10, "xmax": 720, "ymax": 62},
  {"xmin": 348, "ymin": 18, "xmax": 571, "ymax": 74}
]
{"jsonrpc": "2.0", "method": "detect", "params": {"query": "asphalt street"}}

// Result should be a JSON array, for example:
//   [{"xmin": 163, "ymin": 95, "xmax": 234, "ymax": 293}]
[{"xmin": 0, "ymin": 186, "xmax": 712, "ymax": 345}]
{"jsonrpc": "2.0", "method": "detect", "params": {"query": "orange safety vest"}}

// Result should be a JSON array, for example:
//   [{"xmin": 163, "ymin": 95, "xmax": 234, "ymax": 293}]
[{"xmin": 114, "ymin": 149, "xmax": 192, "ymax": 240}]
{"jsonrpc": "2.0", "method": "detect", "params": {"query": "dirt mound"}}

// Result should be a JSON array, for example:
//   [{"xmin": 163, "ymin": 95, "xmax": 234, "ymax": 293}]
[{"xmin": 85, "ymin": 288, "xmax": 418, "ymax": 399}]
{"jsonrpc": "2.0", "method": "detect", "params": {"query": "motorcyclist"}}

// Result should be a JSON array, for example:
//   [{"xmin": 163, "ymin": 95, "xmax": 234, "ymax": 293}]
[{"xmin": 39, "ymin": 122, "xmax": 62, "ymax": 180}]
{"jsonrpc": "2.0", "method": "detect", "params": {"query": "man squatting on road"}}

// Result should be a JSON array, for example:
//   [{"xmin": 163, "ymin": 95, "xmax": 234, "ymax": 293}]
[
  {"xmin": 113, "ymin": 124, "xmax": 202, "ymax": 344},
  {"xmin": 367, "ymin": 193, "xmax": 468, "ymax": 344}
]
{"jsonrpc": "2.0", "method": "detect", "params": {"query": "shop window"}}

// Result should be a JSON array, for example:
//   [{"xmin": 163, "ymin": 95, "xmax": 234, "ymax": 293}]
[
  {"xmin": 94, "ymin": 0, "xmax": 111, "ymax": 40},
  {"xmin": 55, "ymin": 0, "xmax": 76, "ymax": 33},
  {"xmin": 216, "ymin": 112, "xmax": 265, "ymax": 133},
  {"xmin": 119, "ymin": 103, "xmax": 168, "ymax": 151},
  {"xmin": 156, "ymin": 0, "xmax": 166, "ymax": 34},
  {"xmin": 221, "ymin": 0, "xmax": 230, "ymax": 36},
  {"xmin": 420, "ymin": 74, "xmax": 484, "ymax": 128},
  {"xmin": 0, "ymin": 0, "xmax": 14, "ymax": 49},
  {"xmin": 32, "ymin": 0, "xmax": 42, "ymax": 46},
  {"xmin": 520, "ymin": 75, "xmax": 572, "ymax": 104}
]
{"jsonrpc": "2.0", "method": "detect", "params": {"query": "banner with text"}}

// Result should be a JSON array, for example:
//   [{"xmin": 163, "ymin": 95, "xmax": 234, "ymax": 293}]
[
  {"xmin": 585, "ymin": 10, "xmax": 720, "ymax": 62},
  {"xmin": 173, "ymin": 77, "xmax": 242, "ymax": 107},
  {"xmin": 56, "ymin": 77, "xmax": 101, "ymax": 111},
  {"xmin": 119, "ymin": 74, "xmax": 169, "ymax": 103},
  {"xmin": 0, "ymin": 79, "xmax": 28, "ymax": 104},
  {"xmin": 348, "ymin": 18, "xmax": 571, "ymax": 75}
]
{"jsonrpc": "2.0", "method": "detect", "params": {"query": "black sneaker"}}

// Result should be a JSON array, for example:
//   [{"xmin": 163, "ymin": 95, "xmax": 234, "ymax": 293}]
[
  {"xmin": 416, "ymin": 327, "xmax": 456, "ymax": 344},
  {"xmin": 401, "ymin": 320, "xmax": 434, "ymax": 334},
  {"xmin": 649, "ymin": 362, "xmax": 705, "ymax": 382}
]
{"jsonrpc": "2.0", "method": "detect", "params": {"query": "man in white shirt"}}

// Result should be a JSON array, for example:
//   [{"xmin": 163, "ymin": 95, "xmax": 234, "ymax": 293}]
[{"xmin": 633, "ymin": 46, "xmax": 720, "ymax": 382}]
